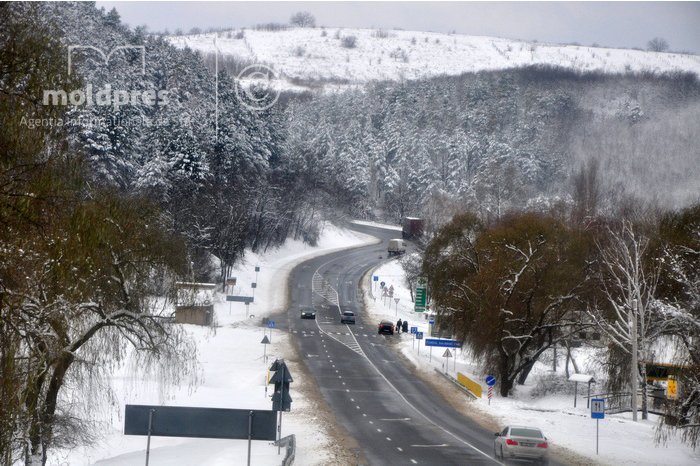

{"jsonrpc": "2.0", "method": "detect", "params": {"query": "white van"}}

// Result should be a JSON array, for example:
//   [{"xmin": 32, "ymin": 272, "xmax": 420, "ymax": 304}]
[{"xmin": 387, "ymin": 238, "xmax": 406, "ymax": 257}]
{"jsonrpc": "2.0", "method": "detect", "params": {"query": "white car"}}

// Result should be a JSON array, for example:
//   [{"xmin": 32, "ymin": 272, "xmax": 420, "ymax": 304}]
[{"xmin": 494, "ymin": 425, "xmax": 549, "ymax": 464}]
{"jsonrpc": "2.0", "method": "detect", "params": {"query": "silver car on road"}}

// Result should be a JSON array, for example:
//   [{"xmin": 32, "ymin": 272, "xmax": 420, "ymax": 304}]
[{"xmin": 494, "ymin": 425, "xmax": 549, "ymax": 464}]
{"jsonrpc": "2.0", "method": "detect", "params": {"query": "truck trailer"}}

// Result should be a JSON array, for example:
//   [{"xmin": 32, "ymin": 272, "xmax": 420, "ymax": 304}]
[{"xmin": 402, "ymin": 217, "xmax": 424, "ymax": 240}]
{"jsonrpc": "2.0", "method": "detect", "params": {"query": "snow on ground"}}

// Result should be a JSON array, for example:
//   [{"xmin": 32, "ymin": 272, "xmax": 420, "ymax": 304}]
[
  {"xmin": 169, "ymin": 27, "xmax": 700, "ymax": 92},
  {"xmin": 363, "ymin": 258, "xmax": 700, "ymax": 466},
  {"xmin": 350, "ymin": 219, "xmax": 402, "ymax": 231},
  {"xmin": 48, "ymin": 223, "xmax": 378, "ymax": 466}
]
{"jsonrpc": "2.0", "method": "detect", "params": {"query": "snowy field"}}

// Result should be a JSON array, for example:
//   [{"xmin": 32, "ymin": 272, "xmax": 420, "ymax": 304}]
[
  {"xmin": 48, "ymin": 224, "xmax": 378, "ymax": 466},
  {"xmin": 169, "ymin": 27, "xmax": 700, "ymax": 91},
  {"xmin": 364, "ymin": 259, "xmax": 700, "ymax": 466}
]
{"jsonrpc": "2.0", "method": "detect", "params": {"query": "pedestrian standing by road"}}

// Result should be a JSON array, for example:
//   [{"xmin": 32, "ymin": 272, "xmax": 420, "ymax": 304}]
[
  {"xmin": 402, "ymin": 320, "xmax": 408, "ymax": 333},
  {"xmin": 396, "ymin": 319, "xmax": 402, "ymax": 334}
]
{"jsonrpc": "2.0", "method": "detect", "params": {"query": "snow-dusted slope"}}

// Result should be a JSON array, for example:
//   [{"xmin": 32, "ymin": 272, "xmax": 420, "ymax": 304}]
[{"xmin": 168, "ymin": 27, "xmax": 700, "ymax": 89}]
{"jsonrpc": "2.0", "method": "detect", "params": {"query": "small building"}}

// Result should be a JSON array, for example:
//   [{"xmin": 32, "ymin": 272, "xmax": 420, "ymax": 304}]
[{"xmin": 174, "ymin": 282, "xmax": 216, "ymax": 326}]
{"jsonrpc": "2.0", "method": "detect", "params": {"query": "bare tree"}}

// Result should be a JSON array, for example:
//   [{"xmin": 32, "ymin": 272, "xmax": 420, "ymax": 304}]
[
  {"xmin": 647, "ymin": 37, "xmax": 669, "ymax": 52},
  {"xmin": 572, "ymin": 157, "xmax": 601, "ymax": 224},
  {"xmin": 587, "ymin": 220, "xmax": 670, "ymax": 420},
  {"xmin": 289, "ymin": 11, "xmax": 316, "ymax": 28}
]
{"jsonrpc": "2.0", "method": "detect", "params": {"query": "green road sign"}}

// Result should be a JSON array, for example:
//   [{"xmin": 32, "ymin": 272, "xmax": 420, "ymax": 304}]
[{"xmin": 415, "ymin": 285, "xmax": 427, "ymax": 312}]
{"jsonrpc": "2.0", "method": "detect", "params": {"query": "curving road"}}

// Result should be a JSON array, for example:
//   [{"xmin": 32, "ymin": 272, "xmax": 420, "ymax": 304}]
[{"xmin": 282, "ymin": 223, "xmax": 558, "ymax": 466}]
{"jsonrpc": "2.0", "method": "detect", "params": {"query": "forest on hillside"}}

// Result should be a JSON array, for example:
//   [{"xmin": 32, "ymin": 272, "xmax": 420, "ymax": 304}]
[{"xmin": 285, "ymin": 68, "xmax": 700, "ymax": 230}]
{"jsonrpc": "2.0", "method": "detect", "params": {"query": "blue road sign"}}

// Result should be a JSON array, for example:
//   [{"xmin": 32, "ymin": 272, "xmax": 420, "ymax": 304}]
[
  {"xmin": 415, "ymin": 332, "xmax": 424, "ymax": 340},
  {"xmin": 424, "ymin": 338, "xmax": 461, "ymax": 348},
  {"xmin": 410, "ymin": 326, "xmax": 418, "ymax": 334},
  {"xmin": 591, "ymin": 398, "xmax": 605, "ymax": 419},
  {"xmin": 485, "ymin": 375, "xmax": 497, "ymax": 386},
  {"xmin": 373, "ymin": 276, "xmax": 379, "ymax": 281},
  {"xmin": 429, "ymin": 320, "xmax": 435, "ymax": 325},
  {"xmin": 268, "ymin": 320, "xmax": 275, "ymax": 329}
]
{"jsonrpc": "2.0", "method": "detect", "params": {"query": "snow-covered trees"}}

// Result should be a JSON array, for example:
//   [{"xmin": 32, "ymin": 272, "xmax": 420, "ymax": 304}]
[
  {"xmin": 586, "ymin": 220, "xmax": 667, "ymax": 420},
  {"xmin": 2, "ymin": 194, "xmax": 196, "ymax": 464},
  {"xmin": 647, "ymin": 37, "xmax": 669, "ymax": 52},
  {"xmin": 285, "ymin": 67, "xmax": 699, "ymax": 226},
  {"xmin": 423, "ymin": 212, "xmax": 592, "ymax": 396},
  {"xmin": 656, "ymin": 205, "xmax": 700, "ymax": 445},
  {"xmin": 289, "ymin": 11, "xmax": 316, "ymax": 28}
]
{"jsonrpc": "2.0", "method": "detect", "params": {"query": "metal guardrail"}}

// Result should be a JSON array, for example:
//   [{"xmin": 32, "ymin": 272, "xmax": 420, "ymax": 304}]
[
  {"xmin": 586, "ymin": 390, "xmax": 668, "ymax": 416},
  {"xmin": 434, "ymin": 369, "xmax": 479, "ymax": 400},
  {"xmin": 276, "ymin": 434, "xmax": 296, "ymax": 466}
]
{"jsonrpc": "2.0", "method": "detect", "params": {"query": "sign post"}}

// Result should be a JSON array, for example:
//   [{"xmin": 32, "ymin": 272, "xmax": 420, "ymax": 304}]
[
  {"xmin": 591, "ymin": 398, "xmax": 605, "ymax": 455},
  {"xmin": 442, "ymin": 349, "xmax": 452, "ymax": 374},
  {"xmin": 261, "ymin": 335, "xmax": 270, "ymax": 363},
  {"xmin": 415, "ymin": 331, "xmax": 423, "ymax": 355},
  {"xmin": 410, "ymin": 326, "xmax": 417, "ymax": 349},
  {"xmin": 125, "ymin": 404, "xmax": 277, "ymax": 466},
  {"xmin": 394, "ymin": 298, "xmax": 400, "ymax": 315},
  {"xmin": 485, "ymin": 375, "xmax": 497, "ymax": 406},
  {"xmin": 267, "ymin": 320, "xmax": 275, "ymax": 343}
]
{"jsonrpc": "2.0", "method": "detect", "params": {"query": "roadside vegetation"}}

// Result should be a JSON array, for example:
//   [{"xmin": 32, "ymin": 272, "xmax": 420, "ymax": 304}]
[{"xmin": 421, "ymin": 196, "xmax": 700, "ymax": 445}]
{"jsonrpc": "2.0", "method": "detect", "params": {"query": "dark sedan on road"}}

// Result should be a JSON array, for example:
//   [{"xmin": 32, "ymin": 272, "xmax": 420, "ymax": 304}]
[
  {"xmin": 300, "ymin": 308, "xmax": 316, "ymax": 319},
  {"xmin": 341, "ymin": 310, "xmax": 356, "ymax": 324},
  {"xmin": 378, "ymin": 320, "xmax": 395, "ymax": 335}
]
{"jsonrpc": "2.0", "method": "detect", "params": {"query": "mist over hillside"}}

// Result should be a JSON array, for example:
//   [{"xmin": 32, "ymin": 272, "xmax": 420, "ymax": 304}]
[{"xmin": 282, "ymin": 66, "xmax": 700, "ymax": 227}]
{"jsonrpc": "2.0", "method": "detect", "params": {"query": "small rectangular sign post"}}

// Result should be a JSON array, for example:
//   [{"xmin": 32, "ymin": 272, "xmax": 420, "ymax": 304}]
[
  {"xmin": 415, "ymin": 331, "xmax": 423, "ymax": 355},
  {"xmin": 226, "ymin": 295, "xmax": 254, "ymax": 303},
  {"xmin": 424, "ymin": 339, "xmax": 461, "ymax": 348},
  {"xmin": 591, "ymin": 398, "xmax": 605, "ymax": 454}
]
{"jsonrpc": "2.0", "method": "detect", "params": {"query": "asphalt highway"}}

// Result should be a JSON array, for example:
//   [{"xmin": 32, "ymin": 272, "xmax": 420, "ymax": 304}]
[{"xmin": 282, "ymin": 223, "xmax": 558, "ymax": 466}]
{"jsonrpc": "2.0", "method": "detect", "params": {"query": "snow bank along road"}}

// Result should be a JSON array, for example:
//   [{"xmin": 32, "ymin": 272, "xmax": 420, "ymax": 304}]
[{"xmin": 282, "ymin": 224, "xmax": 565, "ymax": 466}]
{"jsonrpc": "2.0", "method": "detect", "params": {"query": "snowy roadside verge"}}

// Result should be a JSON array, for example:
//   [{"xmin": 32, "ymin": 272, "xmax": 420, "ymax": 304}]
[
  {"xmin": 48, "ymin": 224, "xmax": 378, "ymax": 466},
  {"xmin": 362, "ymin": 258, "xmax": 700, "ymax": 466}
]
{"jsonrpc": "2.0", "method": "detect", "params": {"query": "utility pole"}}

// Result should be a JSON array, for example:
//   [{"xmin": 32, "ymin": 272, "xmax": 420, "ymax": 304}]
[{"xmin": 631, "ymin": 298, "xmax": 639, "ymax": 422}]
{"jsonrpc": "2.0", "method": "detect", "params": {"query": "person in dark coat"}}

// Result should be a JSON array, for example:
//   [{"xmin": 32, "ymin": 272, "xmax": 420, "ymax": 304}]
[
  {"xmin": 402, "ymin": 320, "xmax": 408, "ymax": 333},
  {"xmin": 396, "ymin": 319, "xmax": 402, "ymax": 334}
]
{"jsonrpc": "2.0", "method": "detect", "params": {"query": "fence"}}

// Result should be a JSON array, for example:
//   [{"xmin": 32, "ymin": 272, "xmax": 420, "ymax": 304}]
[{"xmin": 586, "ymin": 389, "xmax": 668, "ymax": 416}]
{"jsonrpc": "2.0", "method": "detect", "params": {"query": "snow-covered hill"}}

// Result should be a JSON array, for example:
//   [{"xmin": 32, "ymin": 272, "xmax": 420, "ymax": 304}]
[{"xmin": 168, "ymin": 27, "xmax": 700, "ymax": 90}]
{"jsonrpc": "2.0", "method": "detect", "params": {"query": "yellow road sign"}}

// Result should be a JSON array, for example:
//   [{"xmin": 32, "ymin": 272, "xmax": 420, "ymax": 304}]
[{"xmin": 667, "ymin": 377, "xmax": 677, "ymax": 400}]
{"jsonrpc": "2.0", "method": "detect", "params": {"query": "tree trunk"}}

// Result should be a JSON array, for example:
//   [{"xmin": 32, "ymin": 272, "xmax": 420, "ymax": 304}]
[
  {"xmin": 500, "ymin": 377, "xmax": 515, "ymax": 397},
  {"xmin": 565, "ymin": 340, "xmax": 580, "ymax": 373},
  {"xmin": 640, "ymin": 361, "xmax": 649, "ymax": 420},
  {"xmin": 517, "ymin": 359, "xmax": 537, "ymax": 385}
]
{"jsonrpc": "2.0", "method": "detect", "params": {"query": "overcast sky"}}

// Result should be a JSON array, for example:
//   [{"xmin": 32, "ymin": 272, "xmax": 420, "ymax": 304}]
[{"xmin": 97, "ymin": 1, "xmax": 700, "ymax": 54}]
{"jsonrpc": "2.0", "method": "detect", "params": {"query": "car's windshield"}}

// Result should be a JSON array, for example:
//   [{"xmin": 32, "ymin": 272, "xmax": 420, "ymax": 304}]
[
  {"xmin": 343, "ymin": 312, "xmax": 353, "ymax": 316},
  {"xmin": 510, "ymin": 428, "xmax": 543, "ymax": 438}
]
